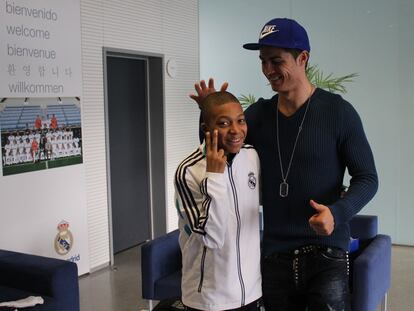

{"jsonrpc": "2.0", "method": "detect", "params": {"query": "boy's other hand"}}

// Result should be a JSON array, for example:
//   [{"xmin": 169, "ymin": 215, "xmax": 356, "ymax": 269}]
[
  {"xmin": 308, "ymin": 200, "xmax": 335, "ymax": 235},
  {"xmin": 205, "ymin": 130, "xmax": 227, "ymax": 173},
  {"xmin": 190, "ymin": 78, "xmax": 229, "ymax": 108}
]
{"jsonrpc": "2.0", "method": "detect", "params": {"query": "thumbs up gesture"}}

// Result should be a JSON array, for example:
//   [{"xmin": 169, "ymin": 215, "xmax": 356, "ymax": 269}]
[{"xmin": 308, "ymin": 200, "xmax": 335, "ymax": 236}]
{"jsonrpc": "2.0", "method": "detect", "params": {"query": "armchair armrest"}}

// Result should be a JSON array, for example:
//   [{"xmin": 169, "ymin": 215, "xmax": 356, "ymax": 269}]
[
  {"xmin": 0, "ymin": 249, "xmax": 79, "ymax": 311},
  {"xmin": 351, "ymin": 234, "xmax": 391, "ymax": 311},
  {"xmin": 141, "ymin": 230, "xmax": 181, "ymax": 299}
]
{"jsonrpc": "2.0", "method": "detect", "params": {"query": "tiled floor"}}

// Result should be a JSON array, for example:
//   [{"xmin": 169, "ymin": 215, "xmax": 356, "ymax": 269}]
[
  {"xmin": 79, "ymin": 246, "xmax": 148, "ymax": 311},
  {"xmin": 387, "ymin": 245, "xmax": 414, "ymax": 311},
  {"xmin": 79, "ymin": 245, "xmax": 414, "ymax": 311}
]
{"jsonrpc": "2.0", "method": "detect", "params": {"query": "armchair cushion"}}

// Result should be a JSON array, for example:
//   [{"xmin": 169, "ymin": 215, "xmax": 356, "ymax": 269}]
[{"xmin": 0, "ymin": 286, "xmax": 58, "ymax": 310}]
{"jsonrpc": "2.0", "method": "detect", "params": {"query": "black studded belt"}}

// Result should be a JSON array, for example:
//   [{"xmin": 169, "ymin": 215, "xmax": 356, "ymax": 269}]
[{"xmin": 266, "ymin": 245, "xmax": 348, "ymax": 259}]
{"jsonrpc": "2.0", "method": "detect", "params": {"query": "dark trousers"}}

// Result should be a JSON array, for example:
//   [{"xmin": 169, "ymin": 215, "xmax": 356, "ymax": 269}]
[{"xmin": 262, "ymin": 245, "xmax": 351, "ymax": 311}]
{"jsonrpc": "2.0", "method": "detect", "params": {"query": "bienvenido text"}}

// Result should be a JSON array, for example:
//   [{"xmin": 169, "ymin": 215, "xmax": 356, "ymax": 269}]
[{"xmin": 5, "ymin": 1, "xmax": 58, "ymax": 21}]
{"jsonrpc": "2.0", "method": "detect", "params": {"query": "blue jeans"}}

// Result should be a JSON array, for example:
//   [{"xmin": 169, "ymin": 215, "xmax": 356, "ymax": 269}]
[{"xmin": 262, "ymin": 245, "xmax": 351, "ymax": 311}]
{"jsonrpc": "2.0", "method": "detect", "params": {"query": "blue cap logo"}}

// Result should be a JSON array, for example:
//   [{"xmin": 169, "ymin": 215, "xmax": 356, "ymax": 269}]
[{"xmin": 259, "ymin": 25, "xmax": 279, "ymax": 39}]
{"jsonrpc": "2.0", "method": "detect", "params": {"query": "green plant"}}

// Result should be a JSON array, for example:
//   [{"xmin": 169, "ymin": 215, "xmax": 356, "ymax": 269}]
[
  {"xmin": 306, "ymin": 64, "xmax": 358, "ymax": 94},
  {"xmin": 238, "ymin": 94, "xmax": 257, "ymax": 110}
]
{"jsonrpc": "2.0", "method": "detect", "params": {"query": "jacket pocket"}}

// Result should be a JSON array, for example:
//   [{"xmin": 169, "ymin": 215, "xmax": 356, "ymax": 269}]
[{"xmin": 197, "ymin": 246, "xmax": 207, "ymax": 292}]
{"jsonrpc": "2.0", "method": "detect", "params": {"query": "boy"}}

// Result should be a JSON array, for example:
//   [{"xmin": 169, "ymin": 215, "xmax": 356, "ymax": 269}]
[{"xmin": 174, "ymin": 91, "xmax": 262, "ymax": 311}]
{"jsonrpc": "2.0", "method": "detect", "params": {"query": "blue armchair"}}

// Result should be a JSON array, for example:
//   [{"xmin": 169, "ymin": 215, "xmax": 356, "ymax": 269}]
[
  {"xmin": 141, "ymin": 215, "xmax": 391, "ymax": 311},
  {"xmin": 0, "ymin": 249, "xmax": 80, "ymax": 311},
  {"xmin": 349, "ymin": 215, "xmax": 392, "ymax": 311},
  {"xmin": 141, "ymin": 230, "xmax": 182, "ymax": 301}
]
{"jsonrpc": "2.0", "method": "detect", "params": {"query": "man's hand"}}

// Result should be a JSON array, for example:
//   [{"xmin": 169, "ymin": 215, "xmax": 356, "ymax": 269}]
[
  {"xmin": 189, "ymin": 78, "xmax": 229, "ymax": 107},
  {"xmin": 205, "ymin": 130, "xmax": 227, "ymax": 173},
  {"xmin": 308, "ymin": 200, "xmax": 335, "ymax": 235}
]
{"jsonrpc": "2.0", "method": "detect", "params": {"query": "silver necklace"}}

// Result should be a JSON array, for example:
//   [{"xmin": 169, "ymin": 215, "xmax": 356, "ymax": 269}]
[{"xmin": 276, "ymin": 92, "xmax": 312, "ymax": 197}]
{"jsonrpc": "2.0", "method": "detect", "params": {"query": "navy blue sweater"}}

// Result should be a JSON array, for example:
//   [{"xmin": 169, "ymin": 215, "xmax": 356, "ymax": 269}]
[{"xmin": 245, "ymin": 88, "xmax": 378, "ymax": 255}]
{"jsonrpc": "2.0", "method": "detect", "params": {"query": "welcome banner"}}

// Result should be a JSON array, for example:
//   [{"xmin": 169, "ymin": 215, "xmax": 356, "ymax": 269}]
[{"xmin": 0, "ymin": 0, "xmax": 89, "ymax": 275}]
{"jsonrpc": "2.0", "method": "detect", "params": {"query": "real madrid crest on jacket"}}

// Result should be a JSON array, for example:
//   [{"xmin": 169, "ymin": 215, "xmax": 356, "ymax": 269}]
[{"xmin": 174, "ymin": 143, "xmax": 262, "ymax": 311}]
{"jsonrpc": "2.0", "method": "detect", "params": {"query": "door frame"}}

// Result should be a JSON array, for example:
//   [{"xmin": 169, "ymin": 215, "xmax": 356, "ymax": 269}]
[{"xmin": 103, "ymin": 47, "xmax": 166, "ymax": 265}]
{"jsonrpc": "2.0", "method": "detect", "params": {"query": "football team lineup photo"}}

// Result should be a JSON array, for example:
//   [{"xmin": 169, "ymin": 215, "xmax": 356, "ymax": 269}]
[{"xmin": 0, "ymin": 97, "xmax": 82, "ymax": 176}]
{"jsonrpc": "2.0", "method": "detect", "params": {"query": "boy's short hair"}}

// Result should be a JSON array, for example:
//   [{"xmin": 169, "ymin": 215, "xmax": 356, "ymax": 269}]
[{"xmin": 200, "ymin": 91, "xmax": 241, "ymax": 123}]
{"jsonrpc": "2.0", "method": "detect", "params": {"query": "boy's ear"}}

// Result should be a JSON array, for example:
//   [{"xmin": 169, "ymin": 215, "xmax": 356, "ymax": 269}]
[{"xmin": 201, "ymin": 123, "xmax": 208, "ymax": 133}]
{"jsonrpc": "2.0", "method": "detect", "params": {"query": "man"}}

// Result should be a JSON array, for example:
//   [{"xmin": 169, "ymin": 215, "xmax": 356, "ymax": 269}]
[
  {"xmin": 34, "ymin": 115, "xmax": 42, "ymax": 130},
  {"xmin": 50, "ymin": 114, "xmax": 58, "ymax": 130},
  {"xmin": 191, "ymin": 18, "xmax": 378, "ymax": 311},
  {"xmin": 31, "ymin": 138, "xmax": 39, "ymax": 163}
]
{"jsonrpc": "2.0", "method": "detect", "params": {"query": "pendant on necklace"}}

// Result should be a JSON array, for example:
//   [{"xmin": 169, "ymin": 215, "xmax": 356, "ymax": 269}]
[{"xmin": 279, "ymin": 182, "xmax": 289, "ymax": 197}]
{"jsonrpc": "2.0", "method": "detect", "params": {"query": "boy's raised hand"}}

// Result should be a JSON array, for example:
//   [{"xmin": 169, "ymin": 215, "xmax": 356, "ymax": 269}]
[
  {"xmin": 205, "ymin": 130, "xmax": 227, "ymax": 173},
  {"xmin": 190, "ymin": 78, "xmax": 229, "ymax": 107}
]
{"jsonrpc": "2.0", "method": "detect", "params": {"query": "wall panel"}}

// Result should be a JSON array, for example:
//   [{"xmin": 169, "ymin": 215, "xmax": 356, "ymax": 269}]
[{"xmin": 81, "ymin": 0, "xmax": 199, "ymax": 269}]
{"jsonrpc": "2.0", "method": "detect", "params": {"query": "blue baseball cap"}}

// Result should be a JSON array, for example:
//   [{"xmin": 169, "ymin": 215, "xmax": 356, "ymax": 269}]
[{"xmin": 243, "ymin": 18, "xmax": 310, "ymax": 52}]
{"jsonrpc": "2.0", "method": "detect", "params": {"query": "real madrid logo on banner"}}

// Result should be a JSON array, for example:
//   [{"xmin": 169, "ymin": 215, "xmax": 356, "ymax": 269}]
[{"xmin": 54, "ymin": 220, "xmax": 74, "ymax": 255}]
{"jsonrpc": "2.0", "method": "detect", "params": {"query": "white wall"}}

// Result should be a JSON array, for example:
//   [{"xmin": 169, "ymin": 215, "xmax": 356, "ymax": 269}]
[
  {"xmin": 397, "ymin": 0, "xmax": 414, "ymax": 244},
  {"xmin": 81, "ymin": 0, "xmax": 200, "ymax": 269},
  {"xmin": 200, "ymin": 0, "xmax": 414, "ymax": 244}
]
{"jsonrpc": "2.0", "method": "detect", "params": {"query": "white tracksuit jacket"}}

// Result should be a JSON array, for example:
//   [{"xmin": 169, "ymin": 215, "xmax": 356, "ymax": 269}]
[{"xmin": 174, "ymin": 143, "xmax": 262, "ymax": 311}]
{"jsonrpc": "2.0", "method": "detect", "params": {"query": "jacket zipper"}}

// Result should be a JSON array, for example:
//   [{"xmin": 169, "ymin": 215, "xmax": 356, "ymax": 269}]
[
  {"xmin": 228, "ymin": 164, "xmax": 246, "ymax": 306},
  {"xmin": 197, "ymin": 246, "xmax": 207, "ymax": 292}
]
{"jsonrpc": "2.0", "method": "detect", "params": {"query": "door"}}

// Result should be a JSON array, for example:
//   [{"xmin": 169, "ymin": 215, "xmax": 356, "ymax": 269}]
[{"xmin": 106, "ymin": 55, "xmax": 151, "ymax": 254}]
